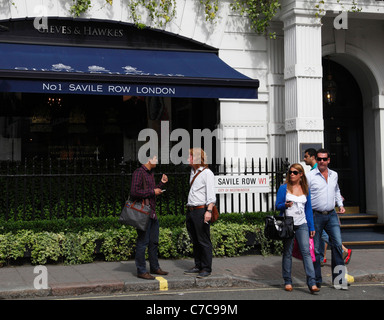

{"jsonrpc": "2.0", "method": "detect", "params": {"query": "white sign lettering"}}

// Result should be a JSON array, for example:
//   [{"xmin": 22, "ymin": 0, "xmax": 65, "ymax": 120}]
[{"xmin": 41, "ymin": 82, "xmax": 177, "ymax": 96}]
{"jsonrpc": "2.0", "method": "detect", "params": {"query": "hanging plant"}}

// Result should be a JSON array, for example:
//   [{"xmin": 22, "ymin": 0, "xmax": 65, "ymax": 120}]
[
  {"xmin": 66, "ymin": 0, "xmax": 361, "ymax": 36},
  {"xmin": 200, "ymin": 0, "xmax": 219, "ymax": 23},
  {"xmin": 69, "ymin": 0, "xmax": 176, "ymax": 28},
  {"xmin": 70, "ymin": 0, "xmax": 92, "ymax": 17},
  {"xmin": 230, "ymin": 0, "xmax": 281, "ymax": 38},
  {"xmin": 315, "ymin": 0, "xmax": 362, "ymax": 18},
  {"xmin": 130, "ymin": 0, "xmax": 177, "ymax": 28}
]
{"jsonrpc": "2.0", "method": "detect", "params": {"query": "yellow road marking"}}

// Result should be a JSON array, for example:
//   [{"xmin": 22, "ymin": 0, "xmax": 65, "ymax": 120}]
[{"xmin": 155, "ymin": 276, "xmax": 168, "ymax": 291}]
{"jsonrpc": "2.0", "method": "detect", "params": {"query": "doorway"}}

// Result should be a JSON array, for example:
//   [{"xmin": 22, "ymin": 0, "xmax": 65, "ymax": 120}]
[{"xmin": 322, "ymin": 58, "xmax": 366, "ymax": 211}]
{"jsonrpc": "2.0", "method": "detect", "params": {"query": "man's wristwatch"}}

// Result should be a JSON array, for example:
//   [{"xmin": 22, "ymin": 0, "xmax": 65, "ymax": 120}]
[{"xmin": 207, "ymin": 209, "xmax": 212, "ymax": 213}]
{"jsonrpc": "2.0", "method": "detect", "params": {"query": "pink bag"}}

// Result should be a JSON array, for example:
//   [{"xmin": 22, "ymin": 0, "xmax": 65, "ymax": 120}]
[{"xmin": 292, "ymin": 238, "xmax": 316, "ymax": 262}]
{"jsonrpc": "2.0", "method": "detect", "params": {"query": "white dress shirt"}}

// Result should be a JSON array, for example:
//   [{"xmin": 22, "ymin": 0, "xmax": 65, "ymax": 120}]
[
  {"xmin": 187, "ymin": 166, "xmax": 216, "ymax": 207},
  {"xmin": 306, "ymin": 167, "xmax": 344, "ymax": 212}
]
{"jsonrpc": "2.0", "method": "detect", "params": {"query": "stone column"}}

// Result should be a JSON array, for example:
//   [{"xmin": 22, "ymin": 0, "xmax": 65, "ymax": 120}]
[
  {"xmin": 280, "ymin": 7, "xmax": 324, "ymax": 163},
  {"xmin": 373, "ymin": 94, "xmax": 384, "ymax": 223},
  {"xmin": 267, "ymin": 22, "xmax": 286, "ymax": 159}
]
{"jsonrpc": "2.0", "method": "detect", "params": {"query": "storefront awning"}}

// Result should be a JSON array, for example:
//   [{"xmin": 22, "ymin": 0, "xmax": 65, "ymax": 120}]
[{"xmin": 0, "ymin": 43, "xmax": 259, "ymax": 99}]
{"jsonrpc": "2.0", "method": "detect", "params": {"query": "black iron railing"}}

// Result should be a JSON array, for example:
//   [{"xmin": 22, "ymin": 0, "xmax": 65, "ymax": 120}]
[{"xmin": 0, "ymin": 157, "xmax": 289, "ymax": 221}]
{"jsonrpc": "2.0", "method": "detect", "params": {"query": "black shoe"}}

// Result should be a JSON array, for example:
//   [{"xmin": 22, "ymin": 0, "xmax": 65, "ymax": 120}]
[
  {"xmin": 196, "ymin": 271, "xmax": 211, "ymax": 278},
  {"xmin": 184, "ymin": 267, "xmax": 200, "ymax": 275}
]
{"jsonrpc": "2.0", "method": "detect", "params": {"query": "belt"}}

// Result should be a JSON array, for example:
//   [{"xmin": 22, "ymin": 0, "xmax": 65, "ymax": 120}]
[
  {"xmin": 187, "ymin": 205, "xmax": 206, "ymax": 211},
  {"xmin": 314, "ymin": 210, "xmax": 334, "ymax": 215}
]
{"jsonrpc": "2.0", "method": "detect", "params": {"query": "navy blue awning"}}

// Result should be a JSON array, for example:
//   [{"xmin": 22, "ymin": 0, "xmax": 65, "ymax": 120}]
[{"xmin": 0, "ymin": 43, "xmax": 259, "ymax": 99}]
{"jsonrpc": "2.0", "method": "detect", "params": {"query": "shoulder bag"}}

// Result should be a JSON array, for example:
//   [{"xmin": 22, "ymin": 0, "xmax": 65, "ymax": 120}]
[{"xmin": 119, "ymin": 173, "xmax": 151, "ymax": 231}]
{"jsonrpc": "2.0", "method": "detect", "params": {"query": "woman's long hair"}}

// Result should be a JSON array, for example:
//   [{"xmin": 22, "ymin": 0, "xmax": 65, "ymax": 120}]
[
  {"xmin": 189, "ymin": 148, "xmax": 209, "ymax": 169},
  {"xmin": 285, "ymin": 163, "xmax": 309, "ymax": 196}
]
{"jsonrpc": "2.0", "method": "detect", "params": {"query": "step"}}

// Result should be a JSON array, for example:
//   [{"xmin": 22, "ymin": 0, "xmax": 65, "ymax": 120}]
[
  {"xmin": 338, "ymin": 213, "xmax": 384, "ymax": 248},
  {"xmin": 343, "ymin": 206, "xmax": 360, "ymax": 214},
  {"xmin": 338, "ymin": 213, "xmax": 378, "ymax": 220},
  {"xmin": 340, "ymin": 227, "xmax": 384, "ymax": 249},
  {"xmin": 339, "ymin": 213, "xmax": 379, "ymax": 225},
  {"xmin": 342, "ymin": 240, "xmax": 384, "ymax": 247},
  {"xmin": 338, "ymin": 213, "xmax": 384, "ymax": 230},
  {"xmin": 340, "ymin": 223, "xmax": 384, "ymax": 229}
]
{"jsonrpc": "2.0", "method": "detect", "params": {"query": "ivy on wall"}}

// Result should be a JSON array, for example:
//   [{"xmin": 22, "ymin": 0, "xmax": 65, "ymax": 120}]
[
  {"xmin": 70, "ymin": 0, "xmax": 177, "ymax": 29},
  {"xmin": 315, "ymin": 0, "xmax": 362, "ymax": 18},
  {"xmin": 13, "ymin": 0, "xmax": 363, "ymax": 37},
  {"xmin": 230, "ymin": 0, "xmax": 281, "ymax": 38},
  {"xmin": 69, "ymin": 0, "xmax": 281, "ymax": 36},
  {"xmin": 67, "ymin": 0, "xmax": 362, "ymax": 38}
]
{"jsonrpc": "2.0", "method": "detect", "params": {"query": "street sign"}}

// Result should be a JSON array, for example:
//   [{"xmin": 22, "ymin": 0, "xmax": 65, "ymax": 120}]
[{"xmin": 214, "ymin": 174, "xmax": 270, "ymax": 194}]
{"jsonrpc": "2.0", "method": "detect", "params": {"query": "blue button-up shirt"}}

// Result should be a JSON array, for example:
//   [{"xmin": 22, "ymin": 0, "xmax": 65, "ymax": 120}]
[{"xmin": 306, "ymin": 167, "xmax": 344, "ymax": 212}]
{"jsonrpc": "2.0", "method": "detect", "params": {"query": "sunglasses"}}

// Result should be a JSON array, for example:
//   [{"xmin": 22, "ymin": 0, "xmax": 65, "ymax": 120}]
[
  {"xmin": 316, "ymin": 157, "xmax": 329, "ymax": 162},
  {"xmin": 288, "ymin": 170, "xmax": 300, "ymax": 175}
]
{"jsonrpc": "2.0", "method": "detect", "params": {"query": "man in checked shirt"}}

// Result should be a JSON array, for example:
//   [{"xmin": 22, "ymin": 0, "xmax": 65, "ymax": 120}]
[{"xmin": 130, "ymin": 154, "xmax": 168, "ymax": 280}]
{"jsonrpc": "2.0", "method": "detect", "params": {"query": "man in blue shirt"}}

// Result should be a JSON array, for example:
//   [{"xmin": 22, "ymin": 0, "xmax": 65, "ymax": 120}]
[{"xmin": 306, "ymin": 148, "xmax": 347, "ymax": 290}]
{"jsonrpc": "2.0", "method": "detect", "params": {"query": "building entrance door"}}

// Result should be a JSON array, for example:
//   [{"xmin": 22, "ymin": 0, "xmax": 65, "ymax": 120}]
[{"xmin": 323, "ymin": 58, "xmax": 366, "ymax": 211}]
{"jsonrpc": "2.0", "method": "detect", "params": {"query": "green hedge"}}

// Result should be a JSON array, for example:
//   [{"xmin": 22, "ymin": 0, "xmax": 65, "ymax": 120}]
[
  {"xmin": 0, "ymin": 213, "xmax": 283, "ymax": 267},
  {"xmin": 0, "ymin": 212, "xmax": 273, "ymax": 233}
]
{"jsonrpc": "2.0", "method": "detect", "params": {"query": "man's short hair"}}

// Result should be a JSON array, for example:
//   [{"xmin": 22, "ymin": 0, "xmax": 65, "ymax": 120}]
[
  {"xmin": 316, "ymin": 148, "xmax": 330, "ymax": 158},
  {"xmin": 305, "ymin": 148, "xmax": 317, "ymax": 158},
  {"xmin": 141, "ymin": 152, "xmax": 158, "ymax": 164}
]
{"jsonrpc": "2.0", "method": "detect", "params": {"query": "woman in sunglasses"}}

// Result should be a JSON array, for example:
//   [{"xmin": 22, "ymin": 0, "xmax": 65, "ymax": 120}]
[{"xmin": 275, "ymin": 163, "xmax": 319, "ymax": 294}]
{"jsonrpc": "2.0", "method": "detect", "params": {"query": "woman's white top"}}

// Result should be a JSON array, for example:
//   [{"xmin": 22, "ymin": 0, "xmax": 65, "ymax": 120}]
[{"xmin": 285, "ymin": 193, "xmax": 307, "ymax": 226}]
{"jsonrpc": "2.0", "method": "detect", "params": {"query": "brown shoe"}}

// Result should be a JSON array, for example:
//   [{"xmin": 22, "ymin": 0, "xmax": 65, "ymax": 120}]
[
  {"xmin": 138, "ymin": 272, "xmax": 155, "ymax": 280},
  {"xmin": 285, "ymin": 284, "xmax": 293, "ymax": 292},
  {"xmin": 151, "ymin": 268, "xmax": 169, "ymax": 276},
  {"xmin": 309, "ymin": 285, "xmax": 320, "ymax": 294}
]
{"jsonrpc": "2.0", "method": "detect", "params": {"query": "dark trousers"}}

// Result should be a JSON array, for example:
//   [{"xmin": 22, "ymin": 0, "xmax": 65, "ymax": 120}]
[
  {"xmin": 135, "ymin": 218, "xmax": 160, "ymax": 274},
  {"xmin": 186, "ymin": 208, "xmax": 213, "ymax": 273}
]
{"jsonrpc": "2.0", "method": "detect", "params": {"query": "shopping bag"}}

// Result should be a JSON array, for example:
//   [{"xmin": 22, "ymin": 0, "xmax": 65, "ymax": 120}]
[{"xmin": 292, "ymin": 237, "xmax": 316, "ymax": 262}]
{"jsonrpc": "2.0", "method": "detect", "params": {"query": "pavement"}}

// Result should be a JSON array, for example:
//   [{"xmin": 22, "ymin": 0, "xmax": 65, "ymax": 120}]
[{"xmin": 1, "ymin": 248, "xmax": 384, "ymax": 299}]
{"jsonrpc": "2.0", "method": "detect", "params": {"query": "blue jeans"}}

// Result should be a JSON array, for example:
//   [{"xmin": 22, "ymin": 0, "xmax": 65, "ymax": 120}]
[
  {"xmin": 282, "ymin": 223, "xmax": 316, "ymax": 288},
  {"xmin": 135, "ymin": 218, "xmax": 160, "ymax": 275},
  {"xmin": 313, "ymin": 210, "xmax": 345, "ymax": 284}
]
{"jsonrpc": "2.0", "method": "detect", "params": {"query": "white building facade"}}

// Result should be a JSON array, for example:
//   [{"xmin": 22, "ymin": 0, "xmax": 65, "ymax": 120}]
[{"xmin": 0, "ymin": 0, "xmax": 383, "ymax": 222}]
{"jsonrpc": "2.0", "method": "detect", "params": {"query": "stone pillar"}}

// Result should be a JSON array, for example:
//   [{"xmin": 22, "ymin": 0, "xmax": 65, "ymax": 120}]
[
  {"xmin": 267, "ymin": 22, "xmax": 286, "ymax": 159},
  {"xmin": 373, "ymin": 95, "xmax": 384, "ymax": 223},
  {"xmin": 281, "ymin": 7, "xmax": 324, "ymax": 163}
]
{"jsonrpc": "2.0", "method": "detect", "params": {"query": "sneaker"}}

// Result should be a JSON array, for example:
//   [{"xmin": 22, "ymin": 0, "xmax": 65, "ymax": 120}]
[
  {"xmin": 321, "ymin": 258, "xmax": 326, "ymax": 267},
  {"xmin": 346, "ymin": 273, "xmax": 355, "ymax": 284},
  {"xmin": 184, "ymin": 267, "xmax": 200, "ymax": 275},
  {"xmin": 344, "ymin": 249, "xmax": 352, "ymax": 265},
  {"xmin": 196, "ymin": 271, "xmax": 211, "ymax": 278}
]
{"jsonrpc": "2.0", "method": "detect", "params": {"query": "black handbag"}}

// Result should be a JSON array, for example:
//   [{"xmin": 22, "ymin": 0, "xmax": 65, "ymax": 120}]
[
  {"xmin": 119, "ymin": 199, "xmax": 151, "ymax": 231},
  {"xmin": 264, "ymin": 213, "xmax": 295, "ymax": 240}
]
